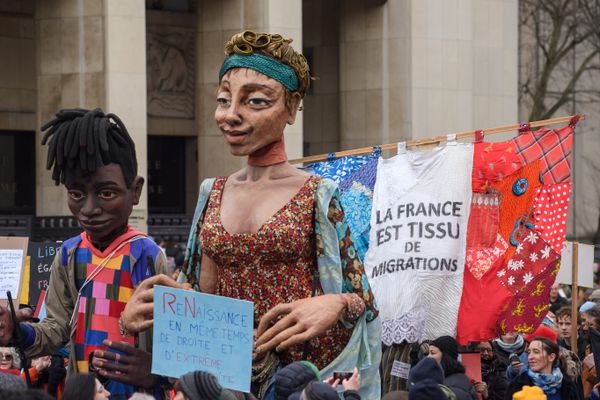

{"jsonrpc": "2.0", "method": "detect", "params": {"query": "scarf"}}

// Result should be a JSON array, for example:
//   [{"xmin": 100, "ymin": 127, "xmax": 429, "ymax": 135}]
[
  {"xmin": 526, "ymin": 367, "xmax": 563, "ymax": 395},
  {"xmin": 493, "ymin": 334, "xmax": 525, "ymax": 353}
]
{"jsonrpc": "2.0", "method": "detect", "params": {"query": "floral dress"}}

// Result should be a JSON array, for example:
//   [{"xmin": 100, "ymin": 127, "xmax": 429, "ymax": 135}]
[{"xmin": 199, "ymin": 176, "xmax": 374, "ymax": 368}]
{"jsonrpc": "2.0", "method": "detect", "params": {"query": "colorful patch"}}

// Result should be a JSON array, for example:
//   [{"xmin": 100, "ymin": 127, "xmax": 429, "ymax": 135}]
[
  {"xmin": 497, "ymin": 230, "xmax": 557, "ymax": 294},
  {"xmin": 466, "ymin": 234, "xmax": 508, "ymax": 280},
  {"xmin": 511, "ymin": 125, "xmax": 574, "ymax": 184},
  {"xmin": 533, "ymin": 182, "xmax": 571, "ymax": 254}
]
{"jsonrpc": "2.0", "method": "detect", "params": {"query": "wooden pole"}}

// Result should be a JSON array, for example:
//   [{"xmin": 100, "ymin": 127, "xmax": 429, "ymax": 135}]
[
  {"xmin": 289, "ymin": 114, "xmax": 585, "ymax": 165},
  {"xmin": 570, "ymin": 242, "xmax": 579, "ymax": 354}
]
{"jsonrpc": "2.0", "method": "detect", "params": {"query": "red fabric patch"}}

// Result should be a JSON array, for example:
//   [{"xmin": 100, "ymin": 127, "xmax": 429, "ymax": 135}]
[
  {"xmin": 472, "ymin": 140, "xmax": 522, "ymax": 193},
  {"xmin": 466, "ymin": 234, "xmax": 508, "ymax": 280},
  {"xmin": 533, "ymin": 183, "xmax": 571, "ymax": 254},
  {"xmin": 457, "ymin": 254, "xmax": 512, "ymax": 345},
  {"xmin": 497, "ymin": 256, "xmax": 560, "ymax": 335},
  {"xmin": 511, "ymin": 125, "xmax": 574, "ymax": 184},
  {"xmin": 467, "ymin": 192, "xmax": 500, "ymax": 249},
  {"xmin": 109, "ymin": 299, "xmax": 126, "ymax": 318}
]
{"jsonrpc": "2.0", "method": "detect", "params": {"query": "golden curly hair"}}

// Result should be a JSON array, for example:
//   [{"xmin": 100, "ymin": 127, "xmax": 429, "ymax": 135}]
[{"xmin": 223, "ymin": 30, "xmax": 311, "ymax": 98}]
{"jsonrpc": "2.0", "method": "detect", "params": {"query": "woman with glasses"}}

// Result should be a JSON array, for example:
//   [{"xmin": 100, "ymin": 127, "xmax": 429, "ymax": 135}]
[{"xmin": 0, "ymin": 347, "xmax": 19, "ymax": 370}]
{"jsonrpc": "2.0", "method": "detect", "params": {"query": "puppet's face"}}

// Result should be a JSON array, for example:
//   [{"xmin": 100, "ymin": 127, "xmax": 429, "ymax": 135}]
[
  {"xmin": 214, "ymin": 68, "xmax": 298, "ymax": 157},
  {"xmin": 65, "ymin": 163, "xmax": 143, "ymax": 248}
]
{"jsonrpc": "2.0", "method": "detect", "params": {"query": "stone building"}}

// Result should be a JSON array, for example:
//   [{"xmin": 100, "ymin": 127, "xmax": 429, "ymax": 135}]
[{"xmin": 1, "ymin": 0, "xmax": 542, "ymax": 242}]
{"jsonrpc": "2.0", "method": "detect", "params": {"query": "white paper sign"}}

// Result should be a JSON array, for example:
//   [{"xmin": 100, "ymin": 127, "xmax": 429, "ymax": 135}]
[
  {"xmin": 556, "ymin": 242, "xmax": 595, "ymax": 288},
  {"xmin": 0, "ymin": 249, "xmax": 24, "ymax": 299},
  {"xmin": 390, "ymin": 360, "xmax": 411, "ymax": 379}
]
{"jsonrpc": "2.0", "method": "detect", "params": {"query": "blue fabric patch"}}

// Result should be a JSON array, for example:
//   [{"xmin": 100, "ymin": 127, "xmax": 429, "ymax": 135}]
[
  {"xmin": 84, "ymin": 329, "xmax": 108, "ymax": 345},
  {"xmin": 309, "ymin": 155, "xmax": 372, "ymax": 184}
]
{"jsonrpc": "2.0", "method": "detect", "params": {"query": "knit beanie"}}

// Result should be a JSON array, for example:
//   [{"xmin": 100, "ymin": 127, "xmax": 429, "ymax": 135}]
[
  {"xmin": 290, "ymin": 381, "xmax": 339, "ymax": 400},
  {"xmin": 179, "ymin": 371, "xmax": 237, "ymax": 400},
  {"xmin": 408, "ymin": 378, "xmax": 448, "ymax": 400},
  {"xmin": 431, "ymin": 336, "xmax": 459, "ymax": 360},
  {"xmin": 274, "ymin": 361, "xmax": 320, "ymax": 400},
  {"xmin": 408, "ymin": 357, "xmax": 444, "ymax": 387},
  {"xmin": 0, "ymin": 371, "xmax": 27, "ymax": 395},
  {"xmin": 524, "ymin": 325, "xmax": 558, "ymax": 343},
  {"xmin": 512, "ymin": 385, "xmax": 547, "ymax": 400}
]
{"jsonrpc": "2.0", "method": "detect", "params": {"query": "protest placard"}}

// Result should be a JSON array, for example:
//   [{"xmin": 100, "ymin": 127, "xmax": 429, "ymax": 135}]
[
  {"xmin": 152, "ymin": 285, "xmax": 254, "ymax": 392},
  {"xmin": 22, "ymin": 242, "xmax": 60, "ymax": 307},
  {"xmin": 0, "ymin": 236, "xmax": 28, "ymax": 307}
]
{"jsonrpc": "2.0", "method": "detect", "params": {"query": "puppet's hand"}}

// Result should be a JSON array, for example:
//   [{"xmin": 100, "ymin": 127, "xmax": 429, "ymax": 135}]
[
  {"xmin": 0, "ymin": 306, "xmax": 32, "ymax": 346},
  {"xmin": 254, "ymin": 294, "xmax": 347, "ymax": 355},
  {"xmin": 92, "ymin": 340, "xmax": 156, "ymax": 389},
  {"xmin": 120, "ymin": 274, "xmax": 191, "ymax": 334}
]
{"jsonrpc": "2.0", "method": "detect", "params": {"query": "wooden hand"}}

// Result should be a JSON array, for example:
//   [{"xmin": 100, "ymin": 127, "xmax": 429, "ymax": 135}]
[
  {"xmin": 121, "ymin": 274, "xmax": 191, "ymax": 334},
  {"xmin": 92, "ymin": 340, "xmax": 156, "ymax": 389},
  {"xmin": 255, "ymin": 294, "xmax": 347, "ymax": 355}
]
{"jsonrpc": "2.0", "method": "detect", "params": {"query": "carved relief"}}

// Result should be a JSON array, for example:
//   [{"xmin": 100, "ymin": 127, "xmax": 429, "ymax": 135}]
[{"xmin": 147, "ymin": 26, "xmax": 195, "ymax": 119}]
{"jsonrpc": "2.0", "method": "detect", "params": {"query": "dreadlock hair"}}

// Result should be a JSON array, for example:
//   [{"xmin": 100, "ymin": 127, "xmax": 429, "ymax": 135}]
[{"xmin": 41, "ymin": 108, "xmax": 138, "ymax": 187}]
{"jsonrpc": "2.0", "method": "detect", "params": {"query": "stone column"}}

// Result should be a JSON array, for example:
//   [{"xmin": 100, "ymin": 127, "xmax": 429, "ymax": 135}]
[
  {"xmin": 35, "ymin": 0, "xmax": 148, "ymax": 232},
  {"xmin": 104, "ymin": 0, "xmax": 148, "ymax": 232},
  {"xmin": 195, "ymin": 0, "xmax": 303, "ymax": 181},
  {"xmin": 338, "ymin": 0, "xmax": 412, "ymax": 150}
]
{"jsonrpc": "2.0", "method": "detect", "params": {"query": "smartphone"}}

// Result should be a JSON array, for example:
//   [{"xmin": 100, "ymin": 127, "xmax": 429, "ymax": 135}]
[
  {"xmin": 333, "ymin": 371, "xmax": 353, "ymax": 382},
  {"xmin": 509, "ymin": 353, "xmax": 520, "ymax": 364}
]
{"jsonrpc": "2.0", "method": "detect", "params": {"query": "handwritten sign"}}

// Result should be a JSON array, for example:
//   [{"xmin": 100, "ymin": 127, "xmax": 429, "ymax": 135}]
[
  {"xmin": 0, "ymin": 249, "xmax": 24, "ymax": 298},
  {"xmin": 152, "ymin": 285, "xmax": 254, "ymax": 392}
]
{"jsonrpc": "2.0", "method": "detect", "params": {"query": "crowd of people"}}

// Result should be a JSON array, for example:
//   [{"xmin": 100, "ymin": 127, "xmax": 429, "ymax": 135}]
[{"xmin": 0, "ymin": 28, "xmax": 598, "ymax": 400}]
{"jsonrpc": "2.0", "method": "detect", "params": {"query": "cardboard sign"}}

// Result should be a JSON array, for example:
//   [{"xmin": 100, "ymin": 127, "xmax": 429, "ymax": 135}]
[
  {"xmin": 0, "ymin": 236, "xmax": 28, "ymax": 307},
  {"xmin": 22, "ymin": 242, "xmax": 60, "ymax": 307},
  {"xmin": 152, "ymin": 285, "xmax": 254, "ymax": 392},
  {"xmin": 459, "ymin": 352, "xmax": 482, "ymax": 383},
  {"xmin": 556, "ymin": 242, "xmax": 595, "ymax": 288}
]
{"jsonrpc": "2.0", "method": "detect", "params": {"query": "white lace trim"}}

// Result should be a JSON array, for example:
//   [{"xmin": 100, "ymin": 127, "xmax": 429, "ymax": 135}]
[{"xmin": 381, "ymin": 311, "xmax": 426, "ymax": 346}]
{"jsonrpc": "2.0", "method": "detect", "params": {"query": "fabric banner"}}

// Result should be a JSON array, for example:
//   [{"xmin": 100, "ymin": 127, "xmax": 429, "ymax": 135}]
[
  {"xmin": 364, "ymin": 142, "xmax": 473, "ymax": 344},
  {"xmin": 457, "ymin": 124, "xmax": 574, "ymax": 344}
]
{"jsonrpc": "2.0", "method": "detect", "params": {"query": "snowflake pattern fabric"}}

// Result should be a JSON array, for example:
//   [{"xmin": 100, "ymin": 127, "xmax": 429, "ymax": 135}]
[{"xmin": 497, "ymin": 229, "xmax": 556, "ymax": 294}]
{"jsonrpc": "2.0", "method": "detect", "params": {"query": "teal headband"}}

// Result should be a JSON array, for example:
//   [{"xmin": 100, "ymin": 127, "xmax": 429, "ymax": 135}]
[{"xmin": 219, "ymin": 53, "xmax": 299, "ymax": 92}]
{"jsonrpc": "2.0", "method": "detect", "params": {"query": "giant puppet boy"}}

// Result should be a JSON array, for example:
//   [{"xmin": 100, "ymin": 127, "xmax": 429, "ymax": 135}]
[{"xmin": 0, "ymin": 108, "xmax": 172, "ymax": 398}]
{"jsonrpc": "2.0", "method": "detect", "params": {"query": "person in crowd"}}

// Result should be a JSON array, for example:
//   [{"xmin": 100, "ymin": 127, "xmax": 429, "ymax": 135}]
[
  {"xmin": 289, "ymin": 381, "xmax": 341, "ymax": 400},
  {"xmin": 120, "ymin": 30, "xmax": 381, "ymax": 399},
  {"xmin": 504, "ymin": 337, "xmax": 579, "ymax": 400},
  {"xmin": 579, "ymin": 306, "xmax": 600, "ymax": 398},
  {"xmin": 0, "ymin": 370, "xmax": 27, "ymax": 397},
  {"xmin": 407, "ymin": 356, "xmax": 456, "ymax": 399},
  {"xmin": 274, "ymin": 360, "xmax": 320, "ymax": 400},
  {"xmin": 429, "ymin": 336, "xmax": 478, "ymax": 400},
  {"xmin": 549, "ymin": 284, "xmax": 568, "ymax": 309},
  {"xmin": 322, "ymin": 368, "xmax": 362, "ymax": 400},
  {"xmin": 62, "ymin": 373, "xmax": 111, "ymax": 400},
  {"xmin": 589, "ymin": 290, "xmax": 600, "ymax": 305},
  {"xmin": 0, "ymin": 109, "xmax": 168, "ymax": 399},
  {"xmin": 173, "ymin": 371, "xmax": 238, "ymax": 400},
  {"xmin": 0, "ymin": 347, "xmax": 20, "ymax": 371},
  {"xmin": 381, "ymin": 391, "xmax": 409, "ymax": 400},
  {"xmin": 476, "ymin": 341, "xmax": 508, "ymax": 400},
  {"xmin": 29, "ymin": 355, "xmax": 67, "ymax": 398},
  {"xmin": 1, "ymin": 389, "xmax": 55, "ymax": 400},
  {"xmin": 493, "ymin": 332, "xmax": 528, "ymax": 368},
  {"xmin": 555, "ymin": 306, "xmax": 586, "ymax": 353}
]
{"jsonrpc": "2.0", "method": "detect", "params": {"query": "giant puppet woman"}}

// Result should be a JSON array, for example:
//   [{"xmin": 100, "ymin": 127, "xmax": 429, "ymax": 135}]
[{"xmin": 121, "ymin": 31, "xmax": 381, "ymax": 399}]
